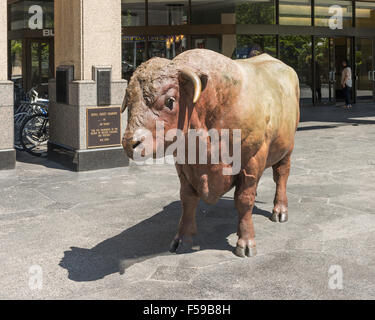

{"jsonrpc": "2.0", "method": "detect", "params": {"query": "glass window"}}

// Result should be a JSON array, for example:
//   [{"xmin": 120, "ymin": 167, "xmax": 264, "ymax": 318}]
[
  {"xmin": 122, "ymin": 36, "xmax": 146, "ymax": 80},
  {"xmin": 10, "ymin": 40, "xmax": 23, "ymax": 85},
  {"xmin": 356, "ymin": 1, "xmax": 375, "ymax": 28},
  {"xmin": 280, "ymin": 35, "xmax": 313, "ymax": 104},
  {"xmin": 192, "ymin": 36, "xmax": 222, "ymax": 53},
  {"xmin": 9, "ymin": 2, "xmax": 25, "ymax": 30},
  {"xmin": 314, "ymin": 0, "xmax": 352, "ymax": 28},
  {"xmin": 122, "ymin": 0, "xmax": 146, "ymax": 26},
  {"xmin": 122, "ymin": 35, "xmax": 187, "ymax": 80},
  {"xmin": 148, "ymin": 35, "xmax": 188, "ymax": 59},
  {"xmin": 148, "ymin": 0, "xmax": 189, "ymax": 26},
  {"xmin": 236, "ymin": 0, "xmax": 276, "ymax": 24},
  {"xmin": 234, "ymin": 35, "xmax": 277, "ymax": 59},
  {"xmin": 314, "ymin": 37, "xmax": 334, "ymax": 104},
  {"xmin": 9, "ymin": 0, "xmax": 54, "ymax": 30},
  {"xmin": 279, "ymin": 0, "xmax": 312, "ymax": 26},
  {"xmin": 356, "ymin": 38, "xmax": 374, "ymax": 100},
  {"xmin": 191, "ymin": 0, "xmax": 276, "ymax": 25},
  {"xmin": 30, "ymin": 41, "xmax": 50, "ymax": 88}
]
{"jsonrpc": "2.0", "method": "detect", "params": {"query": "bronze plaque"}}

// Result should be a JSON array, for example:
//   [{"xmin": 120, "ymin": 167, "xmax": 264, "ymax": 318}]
[{"xmin": 87, "ymin": 107, "xmax": 121, "ymax": 149}]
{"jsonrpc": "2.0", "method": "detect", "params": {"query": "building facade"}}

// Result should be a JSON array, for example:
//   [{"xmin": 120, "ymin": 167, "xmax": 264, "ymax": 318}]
[
  {"xmin": 7, "ymin": 0, "xmax": 375, "ymax": 105},
  {"xmin": 1, "ymin": 0, "xmax": 375, "ymax": 171}
]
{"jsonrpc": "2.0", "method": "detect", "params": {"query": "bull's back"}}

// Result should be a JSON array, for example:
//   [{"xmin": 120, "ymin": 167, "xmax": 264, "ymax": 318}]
[{"xmin": 235, "ymin": 54, "xmax": 300, "ymax": 165}]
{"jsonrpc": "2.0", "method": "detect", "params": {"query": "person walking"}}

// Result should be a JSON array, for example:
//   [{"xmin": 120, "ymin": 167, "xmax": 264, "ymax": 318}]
[{"xmin": 341, "ymin": 59, "xmax": 353, "ymax": 109}]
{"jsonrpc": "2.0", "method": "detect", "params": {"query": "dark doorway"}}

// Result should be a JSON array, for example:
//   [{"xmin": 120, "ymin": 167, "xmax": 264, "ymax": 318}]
[
  {"xmin": 313, "ymin": 36, "xmax": 353, "ymax": 106},
  {"xmin": 334, "ymin": 37, "xmax": 353, "ymax": 102}
]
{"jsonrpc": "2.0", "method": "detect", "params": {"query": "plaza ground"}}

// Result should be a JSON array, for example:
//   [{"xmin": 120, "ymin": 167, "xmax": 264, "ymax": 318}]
[{"xmin": 1, "ymin": 103, "xmax": 375, "ymax": 299}]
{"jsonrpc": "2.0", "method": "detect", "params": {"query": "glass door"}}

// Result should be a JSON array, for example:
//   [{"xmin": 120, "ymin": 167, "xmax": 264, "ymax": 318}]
[
  {"xmin": 279, "ymin": 35, "xmax": 313, "ymax": 105},
  {"xmin": 334, "ymin": 37, "xmax": 353, "ymax": 102},
  {"xmin": 314, "ymin": 37, "xmax": 335, "ymax": 105},
  {"xmin": 26, "ymin": 39, "xmax": 53, "ymax": 96},
  {"xmin": 355, "ymin": 38, "xmax": 375, "ymax": 102}
]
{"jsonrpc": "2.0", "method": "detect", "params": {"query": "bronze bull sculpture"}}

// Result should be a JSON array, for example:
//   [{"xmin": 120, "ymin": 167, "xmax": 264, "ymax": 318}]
[{"xmin": 122, "ymin": 49, "xmax": 300, "ymax": 257}]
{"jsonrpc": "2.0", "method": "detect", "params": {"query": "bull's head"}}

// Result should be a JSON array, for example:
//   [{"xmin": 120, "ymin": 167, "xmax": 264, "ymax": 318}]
[{"xmin": 122, "ymin": 57, "xmax": 207, "ymax": 160}]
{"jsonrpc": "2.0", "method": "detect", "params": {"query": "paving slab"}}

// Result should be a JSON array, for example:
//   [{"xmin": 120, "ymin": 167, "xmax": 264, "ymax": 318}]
[{"xmin": 0, "ymin": 103, "xmax": 375, "ymax": 299}]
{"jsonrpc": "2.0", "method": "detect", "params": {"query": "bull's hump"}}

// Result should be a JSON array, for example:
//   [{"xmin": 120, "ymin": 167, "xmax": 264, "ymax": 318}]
[
  {"xmin": 174, "ymin": 49, "xmax": 233, "ymax": 68},
  {"xmin": 237, "ymin": 54, "xmax": 281, "ymax": 68}
]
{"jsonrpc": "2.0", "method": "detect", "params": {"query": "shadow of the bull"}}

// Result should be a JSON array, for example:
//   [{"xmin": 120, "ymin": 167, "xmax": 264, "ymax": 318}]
[{"xmin": 59, "ymin": 198, "xmax": 271, "ymax": 282}]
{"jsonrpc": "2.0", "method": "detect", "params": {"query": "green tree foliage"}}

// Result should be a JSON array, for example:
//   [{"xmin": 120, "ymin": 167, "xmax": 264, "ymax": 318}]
[
  {"xmin": 280, "ymin": 35, "xmax": 312, "ymax": 82},
  {"xmin": 236, "ymin": 2, "xmax": 275, "ymax": 25},
  {"xmin": 11, "ymin": 40, "xmax": 22, "ymax": 57},
  {"xmin": 234, "ymin": 1, "xmax": 276, "ymax": 57}
]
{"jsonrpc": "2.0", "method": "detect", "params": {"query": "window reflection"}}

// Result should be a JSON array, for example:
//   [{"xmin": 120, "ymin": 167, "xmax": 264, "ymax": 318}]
[
  {"xmin": 314, "ymin": 37, "xmax": 335, "ymax": 104},
  {"xmin": 30, "ymin": 41, "xmax": 50, "ymax": 88},
  {"xmin": 356, "ymin": 1, "xmax": 375, "ymax": 28},
  {"xmin": 191, "ymin": 0, "xmax": 276, "ymax": 25},
  {"xmin": 234, "ymin": 35, "xmax": 277, "ymax": 59},
  {"xmin": 10, "ymin": 40, "xmax": 23, "ymax": 85},
  {"xmin": 356, "ymin": 38, "xmax": 374, "ymax": 100},
  {"xmin": 280, "ymin": 35, "xmax": 313, "ymax": 104},
  {"xmin": 192, "ymin": 36, "xmax": 222, "ymax": 52},
  {"xmin": 148, "ymin": 35, "xmax": 187, "ymax": 58},
  {"xmin": 122, "ymin": 35, "xmax": 187, "ymax": 79},
  {"xmin": 236, "ymin": 0, "xmax": 276, "ymax": 25},
  {"xmin": 122, "ymin": 0, "xmax": 146, "ymax": 26},
  {"xmin": 122, "ymin": 36, "xmax": 146, "ymax": 81},
  {"xmin": 148, "ymin": 0, "xmax": 188, "ymax": 26},
  {"xmin": 279, "ymin": 0, "xmax": 312, "ymax": 26},
  {"xmin": 315, "ymin": 0, "xmax": 352, "ymax": 28},
  {"xmin": 9, "ymin": 0, "xmax": 54, "ymax": 30}
]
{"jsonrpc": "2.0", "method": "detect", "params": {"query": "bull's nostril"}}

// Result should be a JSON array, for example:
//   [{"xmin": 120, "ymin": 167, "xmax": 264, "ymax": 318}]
[{"xmin": 132, "ymin": 141, "xmax": 142, "ymax": 149}]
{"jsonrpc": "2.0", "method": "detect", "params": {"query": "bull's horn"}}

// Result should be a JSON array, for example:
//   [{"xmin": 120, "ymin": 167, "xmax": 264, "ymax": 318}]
[
  {"xmin": 180, "ymin": 68, "xmax": 202, "ymax": 104},
  {"xmin": 121, "ymin": 95, "xmax": 127, "ymax": 114}
]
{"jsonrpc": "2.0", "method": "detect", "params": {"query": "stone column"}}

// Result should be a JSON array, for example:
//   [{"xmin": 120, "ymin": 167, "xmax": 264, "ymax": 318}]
[
  {"xmin": 221, "ymin": 13, "xmax": 236, "ymax": 58},
  {"xmin": 48, "ymin": 0, "xmax": 128, "ymax": 171},
  {"xmin": 0, "ymin": 1, "xmax": 15, "ymax": 170}
]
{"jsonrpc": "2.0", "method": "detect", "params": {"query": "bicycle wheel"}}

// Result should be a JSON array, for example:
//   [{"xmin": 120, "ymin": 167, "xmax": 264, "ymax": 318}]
[
  {"xmin": 14, "ymin": 112, "xmax": 30, "ymax": 150},
  {"xmin": 20, "ymin": 113, "xmax": 49, "ymax": 157}
]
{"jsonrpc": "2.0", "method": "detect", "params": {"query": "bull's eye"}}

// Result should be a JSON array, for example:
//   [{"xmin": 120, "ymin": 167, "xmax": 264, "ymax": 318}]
[{"xmin": 165, "ymin": 97, "xmax": 176, "ymax": 110}]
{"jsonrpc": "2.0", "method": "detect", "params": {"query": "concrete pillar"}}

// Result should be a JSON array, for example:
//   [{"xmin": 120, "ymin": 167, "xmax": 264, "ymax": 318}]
[
  {"xmin": 221, "ymin": 13, "xmax": 236, "ymax": 58},
  {"xmin": 48, "ymin": 0, "xmax": 128, "ymax": 171},
  {"xmin": 0, "ymin": 0, "xmax": 15, "ymax": 170}
]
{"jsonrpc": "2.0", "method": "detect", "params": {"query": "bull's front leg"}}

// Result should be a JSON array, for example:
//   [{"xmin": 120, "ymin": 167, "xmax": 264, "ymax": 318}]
[
  {"xmin": 234, "ymin": 170, "xmax": 258, "ymax": 258},
  {"xmin": 170, "ymin": 170, "xmax": 200, "ymax": 254},
  {"xmin": 234, "ymin": 147, "xmax": 267, "ymax": 258}
]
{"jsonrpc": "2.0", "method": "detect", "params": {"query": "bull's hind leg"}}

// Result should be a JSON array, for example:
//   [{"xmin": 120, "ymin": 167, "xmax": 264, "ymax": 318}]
[
  {"xmin": 170, "ymin": 170, "xmax": 200, "ymax": 254},
  {"xmin": 271, "ymin": 152, "xmax": 292, "ymax": 223}
]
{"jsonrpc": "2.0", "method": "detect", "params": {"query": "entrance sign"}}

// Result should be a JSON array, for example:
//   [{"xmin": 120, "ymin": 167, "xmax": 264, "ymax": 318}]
[
  {"xmin": 43, "ymin": 29, "xmax": 54, "ymax": 37},
  {"xmin": 28, "ymin": 5, "xmax": 43, "ymax": 30},
  {"xmin": 87, "ymin": 107, "xmax": 122, "ymax": 149},
  {"xmin": 329, "ymin": 5, "xmax": 343, "ymax": 30}
]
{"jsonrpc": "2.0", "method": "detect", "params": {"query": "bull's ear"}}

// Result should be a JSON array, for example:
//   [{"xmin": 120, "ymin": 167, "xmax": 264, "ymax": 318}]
[{"xmin": 179, "ymin": 68, "xmax": 208, "ymax": 104}]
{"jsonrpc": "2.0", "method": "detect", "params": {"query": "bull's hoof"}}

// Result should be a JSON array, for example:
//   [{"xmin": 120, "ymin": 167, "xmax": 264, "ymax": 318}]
[
  {"xmin": 234, "ymin": 245, "xmax": 257, "ymax": 258},
  {"xmin": 169, "ymin": 238, "xmax": 193, "ymax": 254},
  {"xmin": 271, "ymin": 212, "xmax": 288, "ymax": 223}
]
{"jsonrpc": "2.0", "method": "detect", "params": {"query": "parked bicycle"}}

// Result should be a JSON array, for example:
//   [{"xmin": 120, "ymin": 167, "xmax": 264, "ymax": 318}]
[
  {"xmin": 20, "ymin": 110, "xmax": 49, "ymax": 157},
  {"xmin": 13, "ymin": 87, "xmax": 50, "ymax": 157}
]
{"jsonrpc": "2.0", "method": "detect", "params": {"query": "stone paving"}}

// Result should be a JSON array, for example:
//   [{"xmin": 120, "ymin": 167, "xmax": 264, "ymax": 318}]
[{"xmin": 1, "ymin": 103, "xmax": 375, "ymax": 300}]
